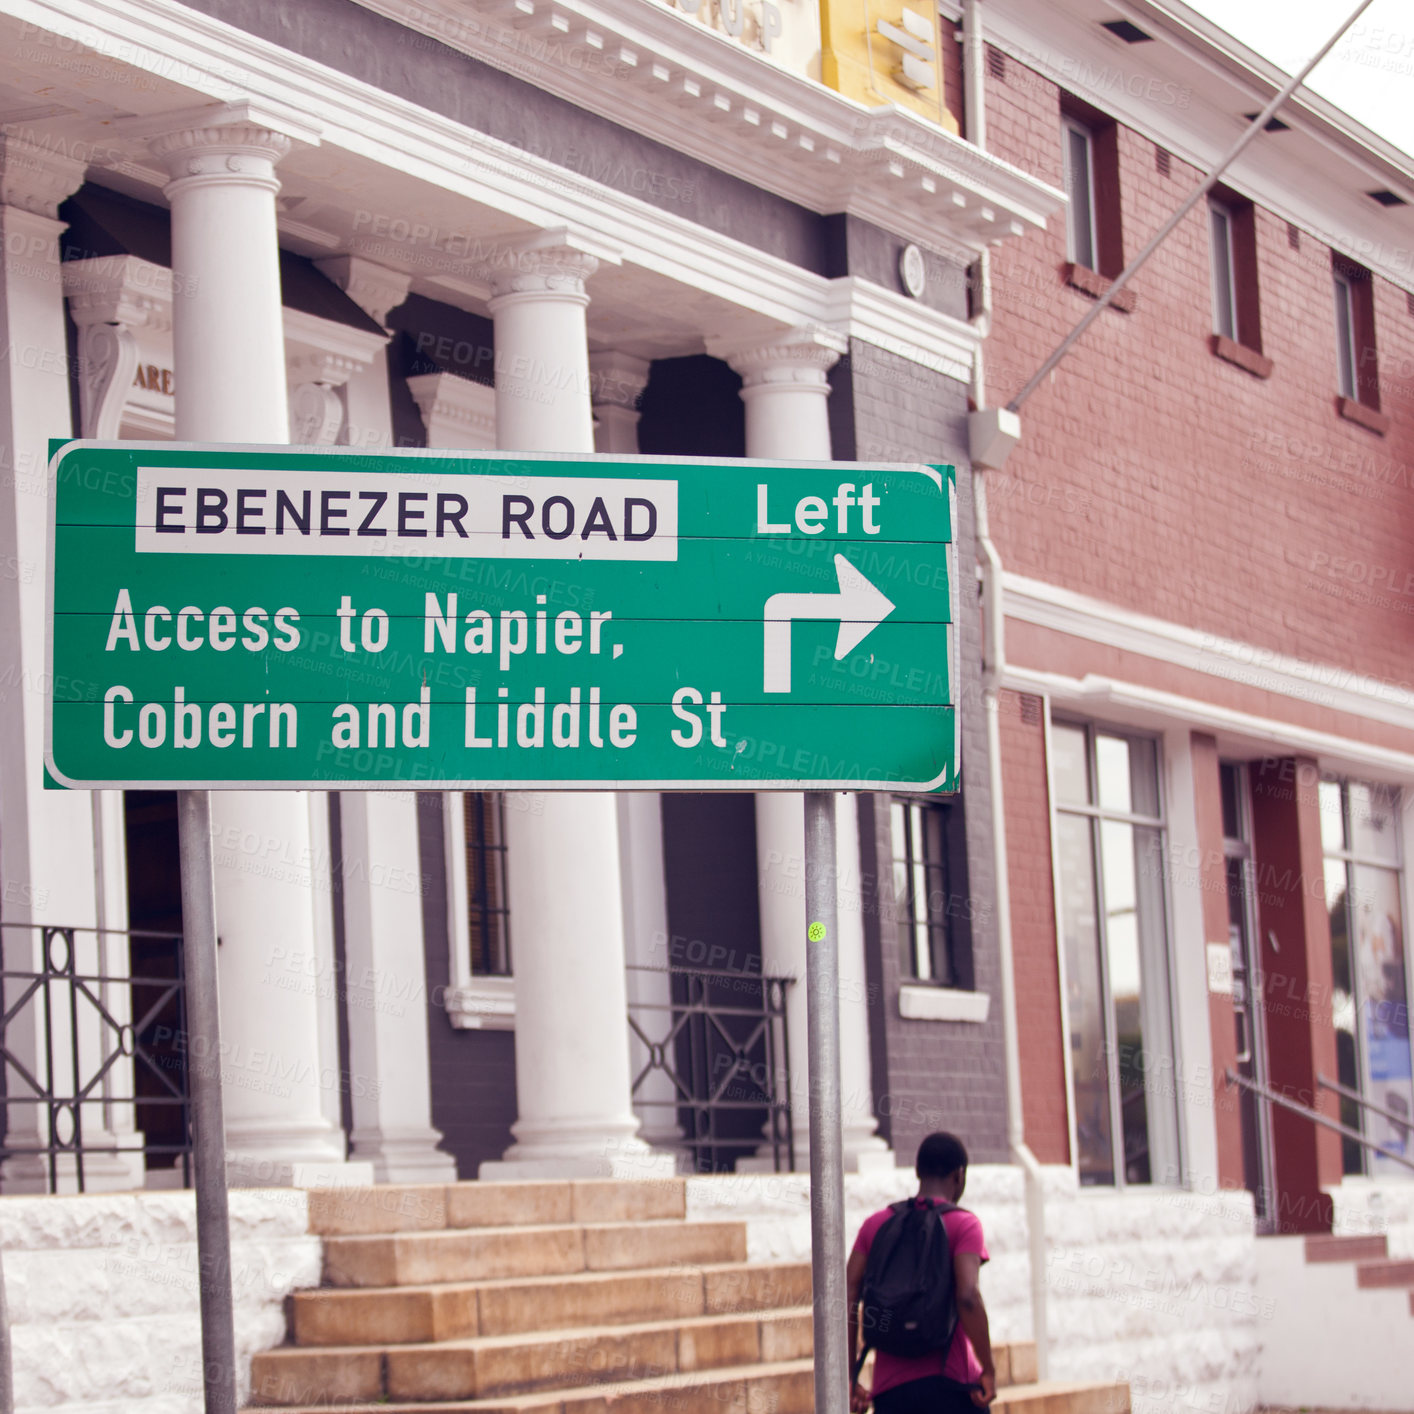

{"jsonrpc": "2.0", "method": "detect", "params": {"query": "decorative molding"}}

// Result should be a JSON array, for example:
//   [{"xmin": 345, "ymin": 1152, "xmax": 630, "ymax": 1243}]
[
  {"xmin": 589, "ymin": 349, "xmax": 651, "ymax": 410},
  {"xmin": 314, "ymin": 255, "xmax": 413, "ymax": 328},
  {"xmin": 1002, "ymin": 571, "xmax": 1414, "ymax": 737},
  {"xmin": 77, "ymin": 324, "xmax": 140, "ymax": 441},
  {"xmin": 290, "ymin": 381, "xmax": 345, "ymax": 445},
  {"xmin": 484, "ymin": 233, "xmax": 611, "ymax": 302},
  {"xmin": 407, "ymin": 372, "xmax": 497, "ymax": 450},
  {"xmin": 283, "ymin": 306, "xmax": 389, "ymax": 388},
  {"xmin": 707, "ymin": 324, "xmax": 848, "ymax": 388},
  {"xmin": 0, "ymin": 132, "xmax": 87, "ymax": 220},
  {"xmin": 898, "ymin": 984, "xmax": 991, "ymax": 1023},
  {"xmin": 444, "ymin": 977, "xmax": 516, "ymax": 1031},
  {"xmin": 62, "ymin": 256, "xmax": 174, "ymax": 332},
  {"xmin": 820, "ymin": 276, "xmax": 976, "ymax": 384},
  {"xmin": 348, "ymin": 0, "xmax": 1061, "ymax": 262}
]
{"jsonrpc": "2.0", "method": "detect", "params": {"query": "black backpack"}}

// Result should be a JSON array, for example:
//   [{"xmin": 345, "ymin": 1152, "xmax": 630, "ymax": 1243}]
[{"xmin": 854, "ymin": 1198, "xmax": 959, "ymax": 1380}]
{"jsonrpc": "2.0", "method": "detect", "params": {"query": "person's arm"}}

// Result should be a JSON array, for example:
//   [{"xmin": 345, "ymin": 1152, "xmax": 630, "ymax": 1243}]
[
  {"xmin": 847, "ymin": 1247, "xmax": 870, "ymax": 1412},
  {"xmin": 953, "ymin": 1251, "xmax": 995, "ymax": 1407}
]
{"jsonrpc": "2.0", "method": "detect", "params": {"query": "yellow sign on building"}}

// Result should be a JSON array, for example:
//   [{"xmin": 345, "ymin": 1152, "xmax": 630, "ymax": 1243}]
[{"xmin": 819, "ymin": 0, "xmax": 957, "ymax": 131}]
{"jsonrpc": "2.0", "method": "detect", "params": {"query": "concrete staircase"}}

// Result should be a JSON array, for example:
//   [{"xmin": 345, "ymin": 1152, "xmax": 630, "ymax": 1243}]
[
  {"xmin": 1256, "ymin": 1233, "xmax": 1414, "ymax": 1411},
  {"xmin": 244, "ymin": 1179, "xmax": 1131, "ymax": 1414}
]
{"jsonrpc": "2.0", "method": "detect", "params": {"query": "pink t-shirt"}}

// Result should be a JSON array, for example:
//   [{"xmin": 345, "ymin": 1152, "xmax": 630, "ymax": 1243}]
[{"xmin": 851, "ymin": 1200, "xmax": 989, "ymax": 1396}]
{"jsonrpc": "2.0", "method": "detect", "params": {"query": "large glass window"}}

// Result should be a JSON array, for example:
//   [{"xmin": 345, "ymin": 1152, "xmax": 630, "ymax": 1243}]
[
  {"xmin": 1053, "ymin": 723, "xmax": 1180, "ymax": 1186},
  {"xmin": 1320, "ymin": 780, "xmax": 1412, "ymax": 1174},
  {"xmin": 890, "ymin": 798, "xmax": 957, "ymax": 986}
]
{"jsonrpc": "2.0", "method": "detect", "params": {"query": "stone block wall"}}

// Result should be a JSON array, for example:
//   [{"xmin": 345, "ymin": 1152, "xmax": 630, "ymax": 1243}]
[{"xmin": 0, "ymin": 1189, "xmax": 320, "ymax": 1413}]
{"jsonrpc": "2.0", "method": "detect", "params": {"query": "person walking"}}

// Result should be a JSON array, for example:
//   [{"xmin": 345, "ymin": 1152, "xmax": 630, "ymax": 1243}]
[{"xmin": 846, "ymin": 1132, "xmax": 996, "ymax": 1414}]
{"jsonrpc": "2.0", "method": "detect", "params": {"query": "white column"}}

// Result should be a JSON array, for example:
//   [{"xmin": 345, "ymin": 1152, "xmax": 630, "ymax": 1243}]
[
  {"xmin": 0, "ymin": 136, "xmax": 135, "ymax": 1192},
  {"xmin": 147, "ymin": 104, "xmax": 361, "ymax": 1186},
  {"xmin": 480, "ymin": 236, "xmax": 668, "ymax": 1179},
  {"xmin": 590, "ymin": 350, "xmax": 650, "ymax": 455},
  {"xmin": 714, "ymin": 327, "xmax": 893, "ymax": 1173},
  {"xmin": 340, "ymin": 793, "xmax": 456, "ymax": 1181}
]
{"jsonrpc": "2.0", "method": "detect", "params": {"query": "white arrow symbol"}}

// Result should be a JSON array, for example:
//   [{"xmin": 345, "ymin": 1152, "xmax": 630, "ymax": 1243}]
[{"xmin": 763, "ymin": 554, "xmax": 897, "ymax": 693}]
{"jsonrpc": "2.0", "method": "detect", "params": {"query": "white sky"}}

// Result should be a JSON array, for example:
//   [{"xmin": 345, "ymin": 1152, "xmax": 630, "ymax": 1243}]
[{"xmin": 1183, "ymin": 0, "xmax": 1414, "ymax": 159}]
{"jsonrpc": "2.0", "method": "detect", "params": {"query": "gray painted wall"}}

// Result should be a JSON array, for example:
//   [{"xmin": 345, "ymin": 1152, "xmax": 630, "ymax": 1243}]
[{"xmin": 837, "ymin": 341, "xmax": 1007, "ymax": 1167}]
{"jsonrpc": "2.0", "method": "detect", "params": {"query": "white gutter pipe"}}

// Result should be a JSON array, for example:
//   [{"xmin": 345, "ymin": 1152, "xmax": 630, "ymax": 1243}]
[{"xmin": 960, "ymin": 0, "xmax": 1049, "ymax": 1377}]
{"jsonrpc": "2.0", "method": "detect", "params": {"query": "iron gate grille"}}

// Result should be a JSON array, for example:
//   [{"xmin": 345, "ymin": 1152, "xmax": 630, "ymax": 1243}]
[
  {"xmin": 627, "ymin": 964, "xmax": 793, "ymax": 1174},
  {"xmin": 0, "ymin": 922, "xmax": 192, "ymax": 1192}
]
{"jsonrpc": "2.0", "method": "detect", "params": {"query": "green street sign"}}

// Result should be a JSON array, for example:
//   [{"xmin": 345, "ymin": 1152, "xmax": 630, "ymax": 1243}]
[{"xmin": 46, "ymin": 442, "xmax": 956, "ymax": 791}]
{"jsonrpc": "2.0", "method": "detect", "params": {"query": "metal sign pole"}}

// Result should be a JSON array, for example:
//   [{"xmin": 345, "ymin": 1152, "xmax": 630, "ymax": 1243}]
[
  {"xmin": 803, "ymin": 791, "xmax": 848, "ymax": 1414},
  {"xmin": 176, "ymin": 789, "xmax": 238, "ymax": 1414}
]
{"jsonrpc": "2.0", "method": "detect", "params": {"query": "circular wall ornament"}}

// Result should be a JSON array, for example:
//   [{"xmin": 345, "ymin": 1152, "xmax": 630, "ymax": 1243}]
[{"xmin": 899, "ymin": 244, "xmax": 927, "ymax": 299}]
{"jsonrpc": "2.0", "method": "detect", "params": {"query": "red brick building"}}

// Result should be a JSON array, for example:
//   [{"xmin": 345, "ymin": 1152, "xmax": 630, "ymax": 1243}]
[{"xmin": 972, "ymin": 0, "xmax": 1414, "ymax": 1235}]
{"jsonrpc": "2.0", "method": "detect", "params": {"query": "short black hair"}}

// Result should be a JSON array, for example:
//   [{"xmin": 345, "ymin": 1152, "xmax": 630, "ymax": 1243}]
[{"xmin": 916, "ymin": 1131, "xmax": 968, "ymax": 1180}]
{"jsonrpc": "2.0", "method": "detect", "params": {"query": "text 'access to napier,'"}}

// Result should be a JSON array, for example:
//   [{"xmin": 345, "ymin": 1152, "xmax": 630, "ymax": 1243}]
[{"xmin": 45, "ymin": 443, "xmax": 957, "ymax": 792}]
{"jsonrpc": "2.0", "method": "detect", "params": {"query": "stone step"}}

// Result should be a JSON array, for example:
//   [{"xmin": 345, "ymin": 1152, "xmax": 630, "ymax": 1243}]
[
  {"xmin": 242, "ymin": 1365, "xmax": 1127, "ymax": 1414},
  {"xmin": 243, "ymin": 1357, "xmax": 816, "ymax": 1414},
  {"xmin": 323, "ymin": 1219, "xmax": 748, "ymax": 1288},
  {"xmin": 1303, "ymin": 1233, "xmax": 1389, "ymax": 1263},
  {"xmin": 995, "ymin": 1380, "xmax": 1131, "ymax": 1414},
  {"xmin": 250, "ymin": 1313, "xmax": 812, "ymax": 1406},
  {"xmin": 292, "ymin": 1261, "xmax": 813, "ymax": 1345},
  {"xmin": 308, "ymin": 1180, "xmax": 687, "ymax": 1238},
  {"xmin": 1354, "ymin": 1256, "xmax": 1414, "ymax": 1289}
]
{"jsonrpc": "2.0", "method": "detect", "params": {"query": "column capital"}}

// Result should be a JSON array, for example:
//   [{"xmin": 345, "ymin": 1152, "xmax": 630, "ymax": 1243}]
[
  {"xmin": 589, "ymin": 350, "xmax": 650, "ymax": 412},
  {"xmin": 121, "ymin": 100, "xmax": 319, "ymax": 194},
  {"xmin": 0, "ymin": 132, "xmax": 87, "ymax": 220},
  {"xmin": 484, "ymin": 229, "xmax": 619, "ymax": 304},
  {"xmin": 707, "ymin": 325, "xmax": 848, "ymax": 390},
  {"xmin": 315, "ymin": 255, "xmax": 413, "ymax": 329}
]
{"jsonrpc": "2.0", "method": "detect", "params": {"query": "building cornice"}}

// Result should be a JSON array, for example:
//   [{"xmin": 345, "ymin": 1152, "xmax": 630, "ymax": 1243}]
[
  {"xmin": 348, "ymin": 0, "xmax": 1061, "ymax": 261},
  {"xmin": 1003, "ymin": 571, "xmax": 1414, "ymax": 739},
  {"xmin": 984, "ymin": 0, "xmax": 1414, "ymax": 295}
]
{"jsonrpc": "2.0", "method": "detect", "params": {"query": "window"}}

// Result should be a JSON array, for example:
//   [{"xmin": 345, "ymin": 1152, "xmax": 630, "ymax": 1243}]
[
  {"xmin": 1334, "ymin": 269, "xmax": 1359, "ymax": 400},
  {"xmin": 890, "ymin": 797, "xmax": 960, "ymax": 987},
  {"xmin": 1209, "ymin": 200, "xmax": 1238, "ymax": 341},
  {"xmin": 443, "ymin": 791, "xmax": 514, "ymax": 1028},
  {"xmin": 463, "ymin": 792, "xmax": 511, "ymax": 975},
  {"xmin": 1052, "ymin": 723, "xmax": 1180, "ymax": 1186},
  {"xmin": 1207, "ymin": 191, "xmax": 1267, "ymax": 370},
  {"xmin": 1320, "ymin": 780, "xmax": 1412, "ymax": 1175},
  {"xmin": 1332, "ymin": 254, "xmax": 1381, "ymax": 414},
  {"xmin": 1063, "ymin": 116, "xmax": 1098, "ymax": 272}
]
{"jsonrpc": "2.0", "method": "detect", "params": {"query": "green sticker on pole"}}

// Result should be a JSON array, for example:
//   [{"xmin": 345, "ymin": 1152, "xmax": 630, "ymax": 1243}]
[{"xmin": 45, "ymin": 442, "xmax": 957, "ymax": 792}]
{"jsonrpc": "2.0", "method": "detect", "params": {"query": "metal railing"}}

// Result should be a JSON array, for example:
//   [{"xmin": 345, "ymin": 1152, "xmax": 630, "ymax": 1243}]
[
  {"xmin": 627, "ymin": 964, "xmax": 794, "ymax": 1174},
  {"xmin": 0, "ymin": 921, "xmax": 193, "ymax": 1192},
  {"xmin": 1318, "ymin": 1071, "xmax": 1414, "ymax": 1135},
  {"xmin": 1225, "ymin": 1067, "xmax": 1414, "ymax": 1174}
]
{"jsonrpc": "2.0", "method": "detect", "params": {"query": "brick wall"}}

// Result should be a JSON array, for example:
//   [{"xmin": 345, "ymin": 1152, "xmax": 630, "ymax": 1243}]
[
  {"xmin": 840, "ymin": 343, "xmax": 1009, "ymax": 1165},
  {"xmin": 998, "ymin": 689, "xmax": 1069, "ymax": 1164},
  {"xmin": 981, "ymin": 53, "xmax": 1414, "ymax": 699}
]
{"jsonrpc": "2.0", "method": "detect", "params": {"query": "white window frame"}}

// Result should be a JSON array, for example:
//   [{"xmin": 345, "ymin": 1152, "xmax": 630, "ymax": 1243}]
[
  {"xmin": 1321, "ymin": 778, "xmax": 1411, "ymax": 1177},
  {"xmin": 1062, "ymin": 116, "xmax": 1100, "ymax": 271},
  {"xmin": 1209, "ymin": 199, "xmax": 1238, "ymax": 341},
  {"xmin": 1334, "ymin": 269, "xmax": 1359, "ymax": 399},
  {"xmin": 1051, "ymin": 719, "xmax": 1183, "ymax": 1189},
  {"xmin": 442, "ymin": 792, "xmax": 515, "ymax": 1030}
]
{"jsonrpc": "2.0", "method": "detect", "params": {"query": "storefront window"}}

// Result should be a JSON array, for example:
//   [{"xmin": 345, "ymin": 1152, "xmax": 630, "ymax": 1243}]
[
  {"xmin": 1054, "ymin": 722, "xmax": 1180, "ymax": 1186},
  {"xmin": 1321, "ymin": 780, "xmax": 1412, "ymax": 1174}
]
